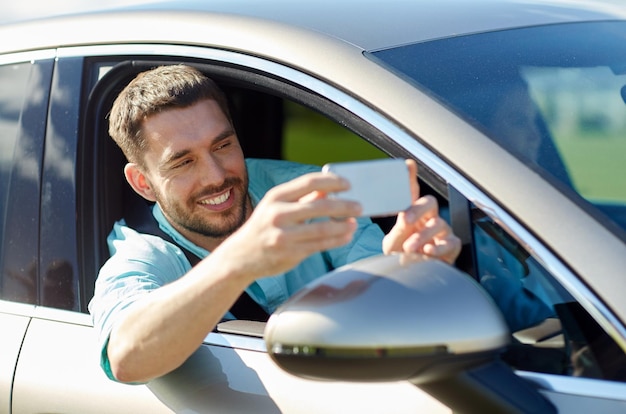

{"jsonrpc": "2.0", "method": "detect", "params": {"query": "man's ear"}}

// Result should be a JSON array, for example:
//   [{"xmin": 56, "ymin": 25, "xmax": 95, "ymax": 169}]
[{"xmin": 124, "ymin": 163, "xmax": 157, "ymax": 202}]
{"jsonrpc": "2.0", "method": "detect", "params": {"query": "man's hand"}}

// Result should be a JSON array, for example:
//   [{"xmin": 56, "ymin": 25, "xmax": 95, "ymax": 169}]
[
  {"xmin": 382, "ymin": 160, "xmax": 461, "ymax": 264},
  {"xmin": 221, "ymin": 172, "xmax": 363, "ymax": 279}
]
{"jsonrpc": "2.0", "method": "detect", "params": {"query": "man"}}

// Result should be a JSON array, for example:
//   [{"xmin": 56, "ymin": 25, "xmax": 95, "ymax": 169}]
[{"xmin": 89, "ymin": 64, "xmax": 461, "ymax": 384}]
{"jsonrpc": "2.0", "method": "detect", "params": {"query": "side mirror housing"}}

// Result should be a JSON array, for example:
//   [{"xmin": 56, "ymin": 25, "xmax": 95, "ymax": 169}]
[{"xmin": 265, "ymin": 254, "xmax": 509, "ymax": 383}]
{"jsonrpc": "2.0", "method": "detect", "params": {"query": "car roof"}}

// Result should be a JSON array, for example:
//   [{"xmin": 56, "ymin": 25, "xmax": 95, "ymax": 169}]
[
  {"xmin": 2, "ymin": 0, "xmax": 626, "ymax": 54},
  {"xmin": 132, "ymin": 0, "xmax": 626, "ymax": 50}
]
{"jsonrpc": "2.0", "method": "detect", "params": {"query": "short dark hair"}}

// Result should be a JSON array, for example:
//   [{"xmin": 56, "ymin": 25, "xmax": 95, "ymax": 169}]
[{"xmin": 108, "ymin": 64, "xmax": 231, "ymax": 165}]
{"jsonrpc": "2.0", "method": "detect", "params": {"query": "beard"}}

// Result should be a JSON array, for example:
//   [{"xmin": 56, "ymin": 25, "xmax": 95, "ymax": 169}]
[{"xmin": 157, "ymin": 174, "xmax": 250, "ymax": 240}]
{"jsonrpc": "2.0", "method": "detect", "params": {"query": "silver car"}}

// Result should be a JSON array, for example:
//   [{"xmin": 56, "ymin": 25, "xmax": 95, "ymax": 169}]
[{"xmin": 1, "ymin": 0, "xmax": 626, "ymax": 412}]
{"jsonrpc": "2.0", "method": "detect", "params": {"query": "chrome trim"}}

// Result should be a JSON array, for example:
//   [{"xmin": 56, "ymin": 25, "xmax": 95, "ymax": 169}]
[
  {"xmin": 204, "ymin": 331, "xmax": 267, "ymax": 352},
  {"xmin": 56, "ymin": 43, "xmax": 626, "ymax": 348},
  {"xmin": 0, "ymin": 49, "xmax": 56, "ymax": 65},
  {"xmin": 519, "ymin": 370, "xmax": 626, "ymax": 401}
]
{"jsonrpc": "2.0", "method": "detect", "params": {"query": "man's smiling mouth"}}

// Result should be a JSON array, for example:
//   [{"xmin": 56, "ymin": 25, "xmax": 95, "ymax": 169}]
[{"xmin": 199, "ymin": 189, "xmax": 231, "ymax": 206}]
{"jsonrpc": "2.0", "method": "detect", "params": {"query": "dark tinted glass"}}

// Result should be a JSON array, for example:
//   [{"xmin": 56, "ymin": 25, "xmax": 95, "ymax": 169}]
[
  {"xmin": 371, "ymin": 21, "xmax": 626, "ymax": 238},
  {"xmin": 0, "ymin": 62, "xmax": 31, "ymax": 281},
  {"xmin": 472, "ymin": 209, "xmax": 626, "ymax": 381},
  {"xmin": 0, "ymin": 59, "xmax": 51, "ymax": 305}
]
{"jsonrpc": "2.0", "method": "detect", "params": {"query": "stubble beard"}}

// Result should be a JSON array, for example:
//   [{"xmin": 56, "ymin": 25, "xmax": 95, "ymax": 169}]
[{"xmin": 159, "ymin": 175, "xmax": 250, "ymax": 240}]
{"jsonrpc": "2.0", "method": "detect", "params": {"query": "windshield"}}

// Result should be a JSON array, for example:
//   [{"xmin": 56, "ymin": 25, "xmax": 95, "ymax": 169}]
[{"xmin": 370, "ymin": 21, "xmax": 626, "ymax": 238}]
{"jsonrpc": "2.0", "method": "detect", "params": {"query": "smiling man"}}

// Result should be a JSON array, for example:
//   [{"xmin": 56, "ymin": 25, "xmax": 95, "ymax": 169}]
[{"xmin": 89, "ymin": 64, "xmax": 460, "ymax": 384}]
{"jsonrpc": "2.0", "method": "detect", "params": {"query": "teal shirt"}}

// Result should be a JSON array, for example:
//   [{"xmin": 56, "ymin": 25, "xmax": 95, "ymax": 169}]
[{"xmin": 89, "ymin": 158, "xmax": 384, "ymax": 381}]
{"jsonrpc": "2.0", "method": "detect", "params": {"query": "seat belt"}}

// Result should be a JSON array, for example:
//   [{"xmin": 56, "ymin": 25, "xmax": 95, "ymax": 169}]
[{"xmin": 124, "ymin": 201, "xmax": 270, "ymax": 322}]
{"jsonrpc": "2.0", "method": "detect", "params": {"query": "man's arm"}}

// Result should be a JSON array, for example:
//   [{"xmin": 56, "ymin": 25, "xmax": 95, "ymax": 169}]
[
  {"xmin": 106, "ymin": 162, "xmax": 460, "ymax": 384},
  {"xmin": 106, "ymin": 173, "xmax": 361, "ymax": 383}
]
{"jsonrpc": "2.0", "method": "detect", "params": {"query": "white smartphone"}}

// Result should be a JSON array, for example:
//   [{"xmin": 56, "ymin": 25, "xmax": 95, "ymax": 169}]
[{"xmin": 322, "ymin": 158, "xmax": 412, "ymax": 217}]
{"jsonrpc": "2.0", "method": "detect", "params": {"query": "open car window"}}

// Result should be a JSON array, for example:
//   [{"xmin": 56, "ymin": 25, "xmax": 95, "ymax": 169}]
[{"xmin": 82, "ymin": 57, "xmax": 441, "ymax": 312}]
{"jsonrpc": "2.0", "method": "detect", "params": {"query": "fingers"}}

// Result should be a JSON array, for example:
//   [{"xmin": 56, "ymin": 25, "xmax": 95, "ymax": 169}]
[
  {"xmin": 422, "ymin": 236, "xmax": 462, "ymax": 265},
  {"xmin": 401, "ymin": 218, "xmax": 461, "ymax": 264},
  {"xmin": 236, "ymin": 172, "xmax": 363, "ymax": 277},
  {"xmin": 277, "ymin": 197, "xmax": 362, "ymax": 225},
  {"xmin": 404, "ymin": 159, "xmax": 420, "ymax": 202},
  {"xmin": 265, "ymin": 172, "xmax": 350, "ymax": 203},
  {"xmin": 233, "ymin": 209, "xmax": 358, "ymax": 278},
  {"xmin": 383, "ymin": 194, "xmax": 461, "ymax": 264},
  {"xmin": 281, "ymin": 217, "xmax": 359, "ymax": 251},
  {"xmin": 260, "ymin": 172, "xmax": 363, "ymax": 224},
  {"xmin": 383, "ymin": 195, "xmax": 439, "ymax": 253}
]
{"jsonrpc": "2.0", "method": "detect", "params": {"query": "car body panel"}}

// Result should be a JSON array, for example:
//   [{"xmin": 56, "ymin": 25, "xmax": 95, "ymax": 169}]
[
  {"xmin": 1, "ymin": 0, "xmax": 626, "ymax": 412},
  {"xmin": 0, "ymin": 302, "xmax": 31, "ymax": 414},
  {"xmin": 3, "ymin": 0, "xmax": 626, "ymax": 54},
  {"xmin": 150, "ymin": 337, "xmax": 449, "ymax": 413},
  {"xmin": 11, "ymin": 307, "xmax": 172, "ymax": 414},
  {"xmin": 521, "ymin": 373, "xmax": 626, "ymax": 413},
  {"xmin": 10, "ymin": 304, "xmax": 449, "ymax": 413}
]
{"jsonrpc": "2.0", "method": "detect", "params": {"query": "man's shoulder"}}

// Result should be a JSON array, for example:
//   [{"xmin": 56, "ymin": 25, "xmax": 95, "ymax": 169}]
[{"xmin": 104, "ymin": 221, "xmax": 190, "ymax": 273}]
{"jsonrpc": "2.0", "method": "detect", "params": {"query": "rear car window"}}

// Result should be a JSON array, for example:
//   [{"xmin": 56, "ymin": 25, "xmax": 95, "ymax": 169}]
[{"xmin": 0, "ymin": 62, "xmax": 30, "ymax": 277}]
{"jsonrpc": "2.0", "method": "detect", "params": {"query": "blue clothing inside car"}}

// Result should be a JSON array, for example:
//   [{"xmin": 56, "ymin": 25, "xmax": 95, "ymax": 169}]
[{"xmin": 89, "ymin": 158, "xmax": 385, "ymax": 381}]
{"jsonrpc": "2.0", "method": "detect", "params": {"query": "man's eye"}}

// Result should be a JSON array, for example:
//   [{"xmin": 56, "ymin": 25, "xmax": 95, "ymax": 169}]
[
  {"xmin": 173, "ymin": 159, "xmax": 192, "ymax": 169},
  {"xmin": 216, "ymin": 142, "xmax": 231, "ymax": 151}
]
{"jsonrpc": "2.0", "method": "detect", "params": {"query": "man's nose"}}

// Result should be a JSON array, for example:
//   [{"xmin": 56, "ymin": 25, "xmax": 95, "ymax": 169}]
[{"xmin": 198, "ymin": 155, "xmax": 227, "ymax": 186}]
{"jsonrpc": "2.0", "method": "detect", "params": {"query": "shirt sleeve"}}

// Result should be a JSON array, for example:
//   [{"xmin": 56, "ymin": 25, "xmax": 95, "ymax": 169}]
[{"xmin": 88, "ymin": 221, "xmax": 191, "ymax": 382}]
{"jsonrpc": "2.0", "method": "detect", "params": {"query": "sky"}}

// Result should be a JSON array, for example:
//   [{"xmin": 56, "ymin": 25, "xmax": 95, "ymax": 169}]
[{"xmin": 0, "ymin": 0, "xmax": 158, "ymax": 24}]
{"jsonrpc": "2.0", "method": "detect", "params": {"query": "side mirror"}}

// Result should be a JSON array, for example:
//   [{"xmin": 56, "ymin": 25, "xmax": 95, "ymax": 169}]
[
  {"xmin": 265, "ymin": 254, "xmax": 557, "ymax": 413},
  {"xmin": 265, "ymin": 253, "xmax": 509, "ymax": 383}
]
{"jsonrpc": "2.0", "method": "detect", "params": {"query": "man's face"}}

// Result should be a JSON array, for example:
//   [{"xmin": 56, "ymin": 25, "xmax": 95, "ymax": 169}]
[{"xmin": 138, "ymin": 99, "xmax": 250, "ymax": 247}]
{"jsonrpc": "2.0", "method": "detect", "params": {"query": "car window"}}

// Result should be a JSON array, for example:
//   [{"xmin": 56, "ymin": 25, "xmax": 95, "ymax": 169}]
[
  {"xmin": 84, "ymin": 60, "xmax": 393, "ymax": 299},
  {"xmin": 471, "ymin": 206, "xmax": 626, "ymax": 382},
  {"xmin": 0, "ymin": 63, "xmax": 30, "ymax": 251},
  {"xmin": 522, "ymin": 65, "xmax": 626, "ymax": 232},
  {"xmin": 370, "ymin": 21, "xmax": 626, "ymax": 240},
  {"xmin": 282, "ymin": 100, "xmax": 386, "ymax": 166},
  {"xmin": 0, "ymin": 62, "xmax": 32, "ymax": 301}
]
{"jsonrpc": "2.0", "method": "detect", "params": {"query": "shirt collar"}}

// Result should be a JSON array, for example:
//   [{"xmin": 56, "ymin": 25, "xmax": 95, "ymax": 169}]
[{"xmin": 152, "ymin": 203, "xmax": 210, "ymax": 258}]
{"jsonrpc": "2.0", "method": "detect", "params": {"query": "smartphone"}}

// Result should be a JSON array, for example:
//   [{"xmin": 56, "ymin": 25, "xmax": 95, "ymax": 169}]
[{"xmin": 322, "ymin": 158, "xmax": 412, "ymax": 217}]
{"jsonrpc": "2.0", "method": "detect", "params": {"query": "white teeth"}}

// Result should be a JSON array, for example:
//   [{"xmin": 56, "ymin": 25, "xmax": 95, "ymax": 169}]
[{"xmin": 201, "ymin": 191, "xmax": 230, "ymax": 205}]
